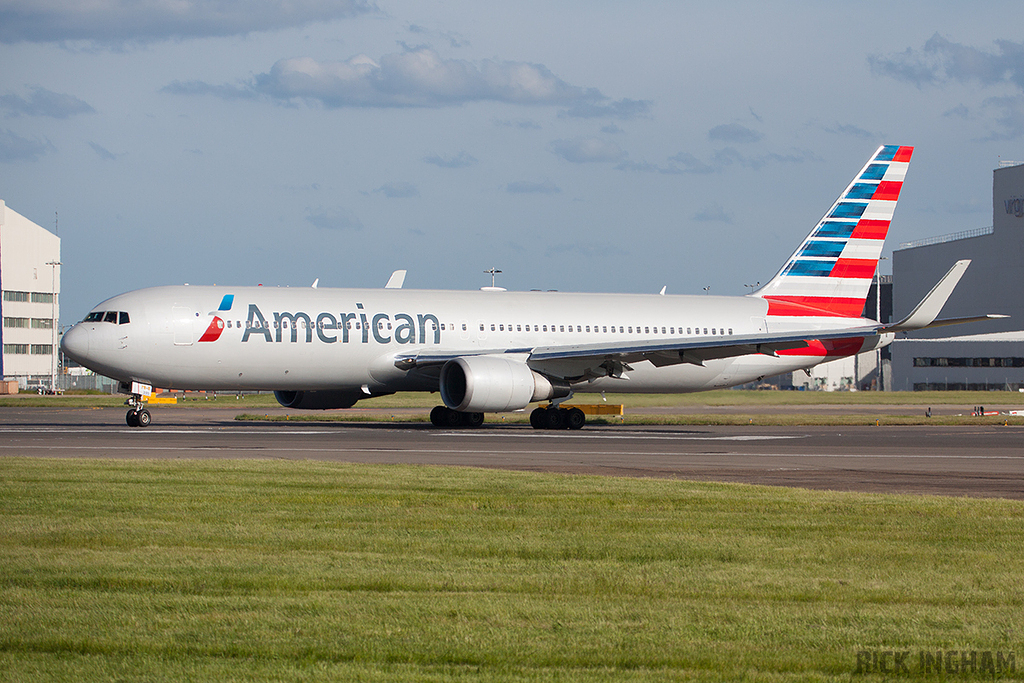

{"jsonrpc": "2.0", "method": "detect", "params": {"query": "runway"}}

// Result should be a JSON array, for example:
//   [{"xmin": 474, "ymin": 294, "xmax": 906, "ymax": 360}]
[{"xmin": 2, "ymin": 406, "xmax": 1023, "ymax": 499}]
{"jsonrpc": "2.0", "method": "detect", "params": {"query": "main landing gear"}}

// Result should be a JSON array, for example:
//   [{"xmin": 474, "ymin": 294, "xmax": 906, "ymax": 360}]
[
  {"xmin": 430, "ymin": 406, "xmax": 485, "ymax": 428},
  {"xmin": 530, "ymin": 405, "xmax": 585, "ymax": 430}
]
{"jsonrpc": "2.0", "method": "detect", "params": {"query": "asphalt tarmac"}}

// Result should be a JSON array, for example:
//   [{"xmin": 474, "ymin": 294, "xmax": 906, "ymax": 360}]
[{"xmin": 2, "ymin": 406, "xmax": 1022, "ymax": 499}]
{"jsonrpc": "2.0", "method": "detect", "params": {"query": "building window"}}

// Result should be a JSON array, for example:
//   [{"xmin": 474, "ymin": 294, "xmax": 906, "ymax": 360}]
[
  {"xmin": 31, "ymin": 344, "xmax": 53, "ymax": 355},
  {"xmin": 3, "ymin": 317, "xmax": 29, "ymax": 328},
  {"xmin": 3, "ymin": 291, "xmax": 29, "ymax": 302},
  {"xmin": 3, "ymin": 344, "xmax": 29, "ymax": 354},
  {"xmin": 31, "ymin": 292, "xmax": 54, "ymax": 304},
  {"xmin": 32, "ymin": 318, "xmax": 54, "ymax": 329}
]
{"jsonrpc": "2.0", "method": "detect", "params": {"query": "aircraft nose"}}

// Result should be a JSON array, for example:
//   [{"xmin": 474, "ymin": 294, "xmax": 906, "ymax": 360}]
[{"xmin": 60, "ymin": 324, "xmax": 90, "ymax": 364}]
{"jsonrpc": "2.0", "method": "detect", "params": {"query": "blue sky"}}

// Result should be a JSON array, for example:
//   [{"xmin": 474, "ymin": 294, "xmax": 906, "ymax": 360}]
[{"xmin": 2, "ymin": 1, "xmax": 1023, "ymax": 323}]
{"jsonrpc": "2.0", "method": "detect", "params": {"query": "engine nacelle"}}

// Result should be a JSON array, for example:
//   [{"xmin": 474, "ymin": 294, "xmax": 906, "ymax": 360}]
[
  {"xmin": 439, "ymin": 355, "xmax": 570, "ymax": 413},
  {"xmin": 274, "ymin": 390, "xmax": 363, "ymax": 410}
]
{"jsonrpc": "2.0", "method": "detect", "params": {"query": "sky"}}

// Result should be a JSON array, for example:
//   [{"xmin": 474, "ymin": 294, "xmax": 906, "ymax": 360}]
[{"xmin": 2, "ymin": 1, "xmax": 1024, "ymax": 324}]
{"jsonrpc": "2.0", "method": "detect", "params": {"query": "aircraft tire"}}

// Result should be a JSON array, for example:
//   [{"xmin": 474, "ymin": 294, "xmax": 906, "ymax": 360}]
[
  {"xmin": 137, "ymin": 409, "xmax": 152, "ymax": 427},
  {"xmin": 126, "ymin": 410, "xmax": 139, "ymax": 427},
  {"xmin": 543, "ymin": 407, "xmax": 565, "ymax": 430},
  {"xmin": 429, "ymin": 405, "xmax": 448, "ymax": 426},
  {"xmin": 566, "ymin": 407, "xmax": 586, "ymax": 430},
  {"xmin": 529, "ymin": 407, "xmax": 546, "ymax": 429},
  {"xmin": 442, "ymin": 407, "xmax": 463, "ymax": 428},
  {"xmin": 461, "ymin": 411, "xmax": 485, "ymax": 428}
]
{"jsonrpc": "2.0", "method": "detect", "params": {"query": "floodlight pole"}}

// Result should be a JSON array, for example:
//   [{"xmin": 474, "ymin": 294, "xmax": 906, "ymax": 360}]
[{"xmin": 47, "ymin": 259, "xmax": 61, "ymax": 393}]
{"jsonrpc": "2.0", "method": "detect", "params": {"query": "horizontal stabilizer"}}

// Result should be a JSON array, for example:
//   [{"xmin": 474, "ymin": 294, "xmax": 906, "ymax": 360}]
[
  {"xmin": 900, "ymin": 314, "xmax": 1009, "ymax": 331},
  {"xmin": 886, "ymin": 260, "xmax": 971, "ymax": 332}
]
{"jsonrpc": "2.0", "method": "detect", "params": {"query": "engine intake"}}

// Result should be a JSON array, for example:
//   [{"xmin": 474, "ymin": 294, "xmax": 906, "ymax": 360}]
[
  {"xmin": 274, "ymin": 390, "xmax": 363, "ymax": 410},
  {"xmin": 439, "ymin": 355, "xmax": 570, "ymax": 413}
]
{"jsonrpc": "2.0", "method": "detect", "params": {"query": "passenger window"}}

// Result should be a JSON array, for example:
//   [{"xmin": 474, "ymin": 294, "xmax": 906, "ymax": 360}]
[
  {"xmin": 687, "ymin": 327, "xmax": 692, "ymax": 334},
  {"xmin": 462, "ymin": 324, "xmax": 467, "ymax": 331},
  {"xmin": 517, "ymin": 325, "xmax": 521, "ymax": 332},
  {"xmin": 490, "ymin": 324, "xmax": 495, "ymax": 331},
  {"xmin": 661, "ymin": 327, "xmax": 666, "ymax": 334},
  {"xmin": 645, "ymin": 326, "xmax": 649, "ymax": 334},
  {"xmin": 119, "ymin": 312, "xmax": 130, "ymax": 324},
  {"xmin": 728, "ymin": 328, "xmax": 733, "ymax": 335}
]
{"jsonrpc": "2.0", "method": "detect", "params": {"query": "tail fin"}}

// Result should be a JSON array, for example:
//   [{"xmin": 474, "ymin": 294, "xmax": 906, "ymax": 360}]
[{"xmin": 756, "ymin": 145, "xmax": 913, "ymax": 317}]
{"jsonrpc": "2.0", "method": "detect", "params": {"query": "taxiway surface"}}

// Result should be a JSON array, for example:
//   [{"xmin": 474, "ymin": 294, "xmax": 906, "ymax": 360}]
[{"xmin": 2, "ymin": 406, "xmax": 1022, "ymax": 498}]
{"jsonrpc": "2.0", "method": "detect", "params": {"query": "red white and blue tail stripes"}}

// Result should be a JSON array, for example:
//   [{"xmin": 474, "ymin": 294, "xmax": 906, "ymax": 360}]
[{"xmin": 757, "ymin": 145, "xmax": 913, "ymax": 317}]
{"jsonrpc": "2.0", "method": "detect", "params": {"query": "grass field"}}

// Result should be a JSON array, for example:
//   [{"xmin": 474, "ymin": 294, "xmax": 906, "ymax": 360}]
[{"xmin": 2, "ymin": 458, "xmax": 1021, "ymax": 681}]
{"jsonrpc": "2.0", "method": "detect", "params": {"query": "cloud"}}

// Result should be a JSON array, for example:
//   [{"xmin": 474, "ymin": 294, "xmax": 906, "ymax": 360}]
[
  {"xmin": 170, "ymin": 46, "xmax": 642, "ymax": 114},
  {"xmin": 0, "ymin": 86, "xmax": 94, "ymax": 118},
  {"xmin": 506, "ymin": 180, "xmax": 560, "ymax": 194},
  {"xmin": 249, "ymin": 47, "xmax": 608, "ymax": 109},
  {"xmin": 494, "ymin": 118, "xmax": 542, "ymax": 130},
  {"xmin": 0, "ymin": 128, "xmax": 53, "ymax": 162},
  {"xmin": 693, "ymin": 204, "xmax": 732, "ymax": 223},
  {"xmin": 870, "ymin": 35, "xmax": 1024, "ymax": 138},
  {"xmin": 305, "ymin": 208, "xmax": 362, "ymax": 231},
  {"xmin": 375, "ymin": 181, "xmax": 419, "ymax": 198},
  {"xmin": 88, "ymin": 141, "xmax": 118, "ymax": 160},
  {"xmin": 424, "ymin": 151, "xmax": 477, "ymax": 168},
  {"xmin": 665, "ymin": 147, "xmax": 819, "ymax": 173},
  {"xmin": 869, "ymin": 34, "xmax": 1024, "ymax": 90},
  {"xmin": 708, "ymin": 123, "xmax": 762, "ymax": 144},
  {"xmin": 0, "ymin": 0, "xmax": 373, "ymax": 44},
  {"xmin": 559, "ymin": 97, "xmax": 652, "ymax": 121},
  {"xmin": 549, "ymin": 136, "xmax": 626, "ymax": 163},
  {"xmin": 823, "ymin": 123, "xmax": 874, "ymax": 138},
  {"xmin": 161, "ymin": 80, "xmax": 260, "ymax": 101}
]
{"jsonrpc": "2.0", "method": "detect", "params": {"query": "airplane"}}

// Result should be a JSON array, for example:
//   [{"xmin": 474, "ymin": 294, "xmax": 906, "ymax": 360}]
[{"xmin": 60, "ymin": 145, "xmax": 1004, "ymax": 429}]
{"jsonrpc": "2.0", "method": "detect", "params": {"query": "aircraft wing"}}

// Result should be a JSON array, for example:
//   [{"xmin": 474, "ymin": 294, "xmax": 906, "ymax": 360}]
[{"xmin": 395, "ymin": 323, "xmax": 882, "ymax": 378}]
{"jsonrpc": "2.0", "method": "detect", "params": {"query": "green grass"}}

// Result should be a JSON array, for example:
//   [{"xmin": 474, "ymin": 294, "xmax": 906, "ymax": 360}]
[{"xmin": 1, "ymin": 458, "xmax": 1021, "ymax": 681}]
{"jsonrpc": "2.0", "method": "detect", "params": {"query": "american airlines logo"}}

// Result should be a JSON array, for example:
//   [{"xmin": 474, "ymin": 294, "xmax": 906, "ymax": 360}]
[
  {"xmin": 239, "ymin": 303, "xmax": 442, "ymax": 345},
  {"xmin": 1005, "ymin": 196, "xmax": 1024, "ymax": 218}
]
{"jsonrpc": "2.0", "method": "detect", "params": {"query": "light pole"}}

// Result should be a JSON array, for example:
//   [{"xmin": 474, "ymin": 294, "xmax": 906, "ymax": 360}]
[
  {"xmin": 46, "ymin": 259, "xmax": 61, "ymax": 393},
  {"xmin": 875, "ymin": 257, "xmax": 888, "ymax": 391}
]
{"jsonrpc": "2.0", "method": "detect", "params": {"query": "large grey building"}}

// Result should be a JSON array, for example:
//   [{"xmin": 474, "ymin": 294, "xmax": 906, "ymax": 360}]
[
  {"xmin": 0, "ymin": 200, "xmax": 61, "ymax": 390},
  {"xmin": 891, "ymin": 161, "xmax": 1024, "ymax": 390}
]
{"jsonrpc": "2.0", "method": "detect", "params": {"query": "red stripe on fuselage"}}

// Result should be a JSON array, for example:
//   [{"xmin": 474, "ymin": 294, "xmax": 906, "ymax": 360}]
[
  {"xmin": 763, "ymin": 296, "xmax": 866, "ymax": 318},
  {"xmin": 777, "ymin": 337, "xmax": 866, "ymax": 357}
]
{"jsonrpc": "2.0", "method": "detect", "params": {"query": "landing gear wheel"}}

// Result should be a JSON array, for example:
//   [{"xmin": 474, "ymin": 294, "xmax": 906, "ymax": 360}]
[
  {"xmin": 136, "ymin": 409, "xmax": 152, "ymax": 427},
  {"xmin": 543, "ymin": 407, "xmax": 566, "ymax": 430},
  {"xmin": 566, "ymin": 407, "xmax": 586, "ymax": 430},
  {"xmin": 126, "ymin": 409, "xmax": 139, "ymax": 427},
  {"xmin": 461, "ymin": 411, "xmax": 485, "ymax": 428},
  {"xmin": 430, "ymin": 405, "xmax": 448, "ymax": 427},
  {"xmin": 530, "ymin": 407, "xmax": 546, "ymax": 429},
  {"xmin": 443, "ymin": 408, "xmax": 463, "ymax": 427}
]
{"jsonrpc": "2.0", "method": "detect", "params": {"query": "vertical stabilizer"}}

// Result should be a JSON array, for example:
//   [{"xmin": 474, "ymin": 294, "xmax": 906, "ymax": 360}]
[{"xmin": 756, "ymin": 145, "xmax": 913, "ymax": 317}]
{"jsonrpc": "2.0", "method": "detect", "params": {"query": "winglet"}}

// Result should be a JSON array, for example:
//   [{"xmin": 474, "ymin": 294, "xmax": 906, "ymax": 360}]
[
  {"xmin": 886, "ymin": 260, "xmax": 970, "ymax": 332},
  {"xmin": 385, "ymin": 270, "xmax": 407, "ymax": 289}
]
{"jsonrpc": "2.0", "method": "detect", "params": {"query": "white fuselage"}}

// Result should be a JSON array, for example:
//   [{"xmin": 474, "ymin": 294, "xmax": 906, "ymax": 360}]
[{"xmin": 61, "ymin": 285, "xmax": 882, "ymax": 397}]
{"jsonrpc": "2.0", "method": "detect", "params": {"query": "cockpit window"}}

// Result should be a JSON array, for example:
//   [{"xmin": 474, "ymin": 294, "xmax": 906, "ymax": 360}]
[
  {"xmin": 85, "ymin": 312, "xmax": 104, "ymax": 322},
  {"xmin": 103, "ymin": 311, "xmax": 118, "ymax": 323},
  {"xmin": 118, "ymin": 312, "xmax": 130, "ymax": 325}
]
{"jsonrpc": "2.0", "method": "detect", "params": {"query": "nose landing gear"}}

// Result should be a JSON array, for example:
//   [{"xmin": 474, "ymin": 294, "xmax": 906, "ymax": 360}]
[{"xmin": 126, "ymin": 407, "xmax": 152, "ymax": 427}]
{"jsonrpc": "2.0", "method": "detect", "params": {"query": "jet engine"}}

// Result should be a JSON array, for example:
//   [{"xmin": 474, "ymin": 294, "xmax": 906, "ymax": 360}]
[
  {"xmin": 274, "ymin": 390, "xmax": 363, "ymax": 410},
  {"xmin": 439, "ymin": 355, "xmax": 570, "ymax": 413}
]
